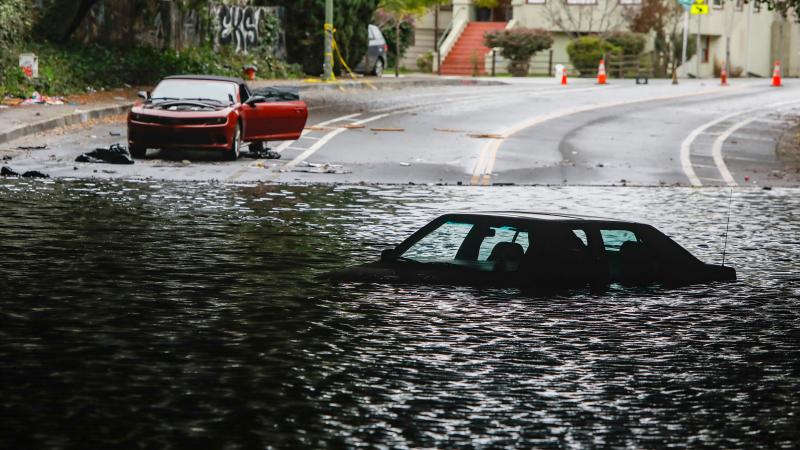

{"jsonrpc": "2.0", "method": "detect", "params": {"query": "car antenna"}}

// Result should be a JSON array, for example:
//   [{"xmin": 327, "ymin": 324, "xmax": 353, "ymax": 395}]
[{"xmin": 721, "ymin": 188, "xmax": 734, "ymax": 267}]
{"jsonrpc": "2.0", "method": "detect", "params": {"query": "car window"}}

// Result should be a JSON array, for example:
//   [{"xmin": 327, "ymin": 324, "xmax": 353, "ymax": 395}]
[
  {"xmin": 151, "ymin": 80, "xmax": 237, "ymax": 104},
  {"xmin": 572, "ymin": 229, "xmax": 588, "ymax": 246},
  {"xmin": 600, "ymin": 229, "xmax": 640, "ymax": 252},
  {"xmin": 402, "ymin": 221, "xmax": 473, "ymax": 261},
  {"xmin": 477, "ymin": 225, "xmax": 529, "ymax": 261}
]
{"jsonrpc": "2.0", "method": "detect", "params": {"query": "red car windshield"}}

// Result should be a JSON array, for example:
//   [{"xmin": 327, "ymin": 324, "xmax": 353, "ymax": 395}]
[{"xmin": 150, "ymin": 80, "xmax": 237, "ymax": 104}]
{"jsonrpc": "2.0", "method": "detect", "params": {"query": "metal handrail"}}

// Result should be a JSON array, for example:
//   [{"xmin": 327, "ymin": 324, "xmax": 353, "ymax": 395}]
[{"xmin": 437, "ymin": 20, "xmax": 453, "ymax": 51}]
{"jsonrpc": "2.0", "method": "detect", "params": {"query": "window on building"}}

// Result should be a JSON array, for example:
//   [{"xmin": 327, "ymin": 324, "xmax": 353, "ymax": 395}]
[
  {"xmin": 736, "ymin": 0, "xmax": 743, "ymax": 10},
  {"xmin": 619, "ymin": 0, "xmax": 642, "ymax": 4},
  {"xmin": 527, "ymin": 0, "xmax": 546, "ymax": 4},
  {"xmin": 712, "ymin": 0, "xmax": 723, "ymax": 9},
  {"xmin": 702, "ymin": 36, "xmax": 710, "ymax": 63},
  {"xmin": 753, "ymin": 1, "xmax": 761, "ymax": 12},
  {"xmin": 566, "ymin": 0, "xmax": 598, "ymax": 5}
]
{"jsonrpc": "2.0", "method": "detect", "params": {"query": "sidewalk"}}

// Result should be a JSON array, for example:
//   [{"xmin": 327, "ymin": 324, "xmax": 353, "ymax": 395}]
[
  {"xmin": 0, "ymin": 76, "xmax": 505, "ymax": 146},
  {"xmin": 0, "ymin": 89, "xmax": 139, "ymax": 145}
]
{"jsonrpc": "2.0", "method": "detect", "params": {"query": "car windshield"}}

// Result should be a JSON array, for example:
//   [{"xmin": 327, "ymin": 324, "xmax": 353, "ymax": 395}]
[{"xmin": 150, "ymin": 80, "xmax": 237, "ymax": 104}]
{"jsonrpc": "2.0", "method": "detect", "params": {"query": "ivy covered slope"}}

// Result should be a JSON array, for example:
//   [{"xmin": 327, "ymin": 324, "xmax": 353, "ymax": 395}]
[{"xmin": 2, "ymin": 43, "xmax": 301, "ymax": 98}]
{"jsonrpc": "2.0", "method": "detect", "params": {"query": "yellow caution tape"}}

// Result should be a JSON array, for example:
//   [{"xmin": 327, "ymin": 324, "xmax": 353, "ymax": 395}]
[{"xmin": 323, "ymin": 24, "xmax": 376, "ymax": 89}]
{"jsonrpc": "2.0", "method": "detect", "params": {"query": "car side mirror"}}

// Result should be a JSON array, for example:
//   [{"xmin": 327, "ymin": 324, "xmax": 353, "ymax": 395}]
[
  {"xmin": 246, "ymin": 95, "xmax": 266, "ymax": 107},
  {"xmin": 380, "ymin": 248, "xmax": 398, "ymax": 261},
  {"xmin": 137, "ymin": 91, "xmax": 149, "ymax": 100}
]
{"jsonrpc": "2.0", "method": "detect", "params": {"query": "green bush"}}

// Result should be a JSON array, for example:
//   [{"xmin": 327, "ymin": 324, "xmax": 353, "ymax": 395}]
[
  {"xmin": 1, "ymin": 41, "xmax": 302, "ymax": 97},
  {"xmin": 605, "ymin": 32, "xmax": 646, "ymax": 58},
  {"xmin": 566, "ymin": 36, "xmax": 621, "ymax": 76},
  {"xmin": 484, "ymin": 28, "xmax": 553, "ymax": 77},
  {"xmin": 416, "ymin": 51, "xmax": 433, "ymax": 73},
  {"xmin": 0, "ymin": 0, "xmax": 32, "ymax": 58}
]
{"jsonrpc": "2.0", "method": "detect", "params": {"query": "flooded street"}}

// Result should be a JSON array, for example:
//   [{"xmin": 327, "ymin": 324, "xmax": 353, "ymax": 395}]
[{"xmin": 1, "ymin": 180, "xmax": 799, "ymax": 448}]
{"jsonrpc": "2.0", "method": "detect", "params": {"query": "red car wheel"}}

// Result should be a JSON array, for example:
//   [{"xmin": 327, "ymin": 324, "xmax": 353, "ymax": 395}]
[{"xmin": 224, "ymin": 124, "xmax": 241, "ymax": 161}]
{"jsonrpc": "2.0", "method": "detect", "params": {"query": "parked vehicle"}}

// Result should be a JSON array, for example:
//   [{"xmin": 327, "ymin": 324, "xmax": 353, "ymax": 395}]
[
  {"xmin": 127, "ymin": 75, "xmax": 308, "ymax": 160},
  {"xmin": 354, "ymin": 24, "xmax": 388, "ymax": 77},
  {"xmin": 326, "ymin": 212, "xmax": 737, "ymax": 290}
]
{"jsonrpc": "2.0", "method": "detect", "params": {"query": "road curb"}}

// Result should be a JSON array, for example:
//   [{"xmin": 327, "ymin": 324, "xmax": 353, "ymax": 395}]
[
  {"xmin": 0, "ymin": 103, "xmax": 133, "ymax": 146},
  {"xmin": 256, "ymin": 77, "xmax": 508, "ymax": 92}
]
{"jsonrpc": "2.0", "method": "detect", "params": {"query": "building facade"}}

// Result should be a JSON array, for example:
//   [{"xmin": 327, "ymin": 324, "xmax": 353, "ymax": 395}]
[{"xmin": 403, "ymin": 0, "xmax": 797, "ymax": 78}]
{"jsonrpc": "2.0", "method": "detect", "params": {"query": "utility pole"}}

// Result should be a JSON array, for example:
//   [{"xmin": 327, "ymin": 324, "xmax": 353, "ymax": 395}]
[
  {"xmin": 745, "ymin": 0, "xmax": 752, "ymax": 75},
  {"xmin": 323, "ymin": 0, "xmax": 334, "ymax": 81},
  {"xmin": 696, "ymin": 14, "xmax": 701, "ymax": 78},
  {"xmin": 681, "ymin": 9, "xmax": 689, "ymax": 77}
]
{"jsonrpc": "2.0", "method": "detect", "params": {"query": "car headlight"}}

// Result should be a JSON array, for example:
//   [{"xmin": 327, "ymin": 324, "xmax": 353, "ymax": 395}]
[{"xmin": 209, "ymin": 117, "xmax": 227, "ymax": 125}]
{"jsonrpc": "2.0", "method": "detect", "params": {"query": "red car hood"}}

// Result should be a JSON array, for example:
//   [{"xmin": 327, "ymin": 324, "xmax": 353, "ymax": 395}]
[{"xmin": 131, "ymin": 104, "xmax": 234, "ymax": 118}]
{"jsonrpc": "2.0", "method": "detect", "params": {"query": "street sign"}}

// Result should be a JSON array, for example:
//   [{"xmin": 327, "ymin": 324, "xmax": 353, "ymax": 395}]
[{"xmin": 691, "ymin": 0, "xmax": 709, "ymax": 14}]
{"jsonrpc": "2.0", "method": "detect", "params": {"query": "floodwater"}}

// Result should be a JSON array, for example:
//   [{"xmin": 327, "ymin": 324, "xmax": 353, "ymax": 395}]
[{"xmin": 1, "ymin": 179, "xmax": 798, "ymax": 449}]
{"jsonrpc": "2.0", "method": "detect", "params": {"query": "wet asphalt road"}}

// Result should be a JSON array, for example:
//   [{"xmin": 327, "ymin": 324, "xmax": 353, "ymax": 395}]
[{"xmin": 2, "ymin": 78, "xmax": 798, "ymax": 186}]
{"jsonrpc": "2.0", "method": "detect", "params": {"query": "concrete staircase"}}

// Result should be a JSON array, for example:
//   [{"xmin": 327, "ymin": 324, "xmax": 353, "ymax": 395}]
[{"xmin": 440, "ymin": 21, "xmax": 506, "ymax": 76}]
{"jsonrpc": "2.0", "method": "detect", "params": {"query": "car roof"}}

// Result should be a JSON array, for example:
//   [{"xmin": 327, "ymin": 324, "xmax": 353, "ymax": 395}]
[
  {"xmin": 442, "ymin": 211, "xmax": 633, "ymax": 224},
  {"xmin": 163, "ymin": 75, "xmax": 244, "ymax": 85}
]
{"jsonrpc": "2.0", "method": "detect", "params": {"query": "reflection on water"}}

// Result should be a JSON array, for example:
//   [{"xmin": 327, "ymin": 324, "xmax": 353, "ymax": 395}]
[{"xmin": 1, "ymin": 179, "xmax": 798, "ymax": 448}]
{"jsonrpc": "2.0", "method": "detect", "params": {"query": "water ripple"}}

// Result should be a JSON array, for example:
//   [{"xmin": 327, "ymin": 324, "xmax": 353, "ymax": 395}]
[{"xmin": 1, "ymin": 179, "xmax": 798, "ymax": 448}]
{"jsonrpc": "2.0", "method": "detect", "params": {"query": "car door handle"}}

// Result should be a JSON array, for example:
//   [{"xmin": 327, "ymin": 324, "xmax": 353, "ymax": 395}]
[{"xmin": 294, "ymin": 108, "xmax": 304, "ymax": 113}]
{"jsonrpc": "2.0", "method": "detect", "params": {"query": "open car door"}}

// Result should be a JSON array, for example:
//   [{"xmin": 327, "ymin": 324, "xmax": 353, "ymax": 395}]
[{"xmin": 241, "ymin": 87, "xmax": 308, "ymax": 141}]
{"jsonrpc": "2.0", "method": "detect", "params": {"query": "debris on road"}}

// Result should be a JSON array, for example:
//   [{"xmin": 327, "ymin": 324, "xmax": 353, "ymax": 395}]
[
  {"xmin": 75, "ymin": 143, "xmax": 134, "ymax": 164},
  {"xmin": 399, "ymin": 162, "xmax": 411, "ymax": 167},
  {"xmin": 371, "ymin": 127, "xmax": 404, "ymax": 132},
  {"xmin": 1, "ymin": 166, "xmax": 50, "ymax": 178},
  {"xmin": 434, "ymin": 128, "xmax": 465, "ymax": 133},
  {"xmin": 2, "ymin": 155, "xmax": 12, "ymax": 161},
  {"xmin": 342, "ymin": 124, "xmax": 365, "ymax": 129},
  {"xmin": 109, "ymin": 131, "xmax": 121, "ymax": 137},
  {"xmin": 20, "ymin": 91, "xmax": 65, "ymax": 106},
  {"xmin": 245, "ymin": 146, "xmax": 281, "ymax": 159},
  {"xmin": 294, "ymin": 161, "xmax": 351, "ymax": 174},
  {"xmin": 468, "ymin": 133, "xmax": 504, "ymax": 139},
  {"xmin": 16, "ymin": 144, "xmax": 47, "ymax": 150}
]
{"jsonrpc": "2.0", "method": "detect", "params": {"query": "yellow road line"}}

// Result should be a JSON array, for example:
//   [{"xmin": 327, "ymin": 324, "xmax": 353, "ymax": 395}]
[{"xmin": 470, "ymin": 85, "xmax": 750, "ymax": 186}]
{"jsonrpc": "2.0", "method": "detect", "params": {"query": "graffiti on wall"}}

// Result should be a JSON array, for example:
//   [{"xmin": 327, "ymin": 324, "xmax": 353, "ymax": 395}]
[{"xmin": 211, "ymin": 4, "xmax": 285, "ymax": 56}]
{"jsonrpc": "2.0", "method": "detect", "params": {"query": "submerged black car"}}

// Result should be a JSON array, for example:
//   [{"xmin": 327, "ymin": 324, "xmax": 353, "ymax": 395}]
[{"xmin": 327, "ymin": 212, "xmax": 736, "ymax": 290}]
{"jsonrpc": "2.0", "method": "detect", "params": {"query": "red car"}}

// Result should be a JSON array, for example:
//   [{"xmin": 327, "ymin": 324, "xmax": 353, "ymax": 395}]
[{"xmin": 127, "ymin": 75, "xmax": 308, "ymax": 160}]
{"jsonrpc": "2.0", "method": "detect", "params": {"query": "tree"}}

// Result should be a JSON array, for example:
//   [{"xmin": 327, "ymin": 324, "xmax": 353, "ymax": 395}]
[
  {"xmin": 34, "ymin": 0, "xmax": 102, "ymax": 43},
  {"xmin": 622, "ymin": 0, "xmax": 686, "ymax": 76},
  {"xmin": 378, "ymin": 0, "xmax": 448, "ymax": 77},
  {"xmin": 543, "ymin": 0, "xmax": 626, "ymax": 39},
  {"xmin": 274, "ymin": 0, "xmax": 379, "ymax": 75}
]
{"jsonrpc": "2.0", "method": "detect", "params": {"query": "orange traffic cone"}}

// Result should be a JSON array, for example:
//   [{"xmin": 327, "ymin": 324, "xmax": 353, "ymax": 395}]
[
  {"xmin": 597, "ymin": 59, "xmax": 607, "ymax": 85},
  {"xmin": 561, "ymin": 68, "xmax": 568, "ymax": 85},
  {"xmin": 772, "ymin": 61, "xmax": 782, "ymax": 87},
  {"xmin": 720, "ymin": 66, "xmax": 728, "ymax": 86}
]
